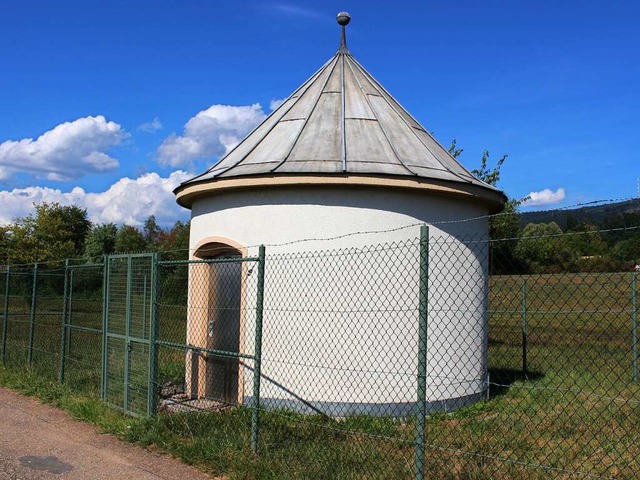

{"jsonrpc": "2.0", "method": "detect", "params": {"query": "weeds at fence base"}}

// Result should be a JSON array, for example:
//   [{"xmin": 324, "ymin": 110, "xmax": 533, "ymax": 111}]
[
  {"xmin": 0, "ymin": 363, "xmax": 416, "ymax": 479},
  {"xmin": 3, "ymin": 358, "xmax": 640, "ymax": 479},
  {"xmin": 3, "ymin": 242, "xmax": 640, "ymax": 478},
  {"xmin": 125, "ymin": 409, "xmax": 417, "ymax": 480},
  {"xmin": 0, "ymin": 364, "xmax": 132, "ymax": 435}
]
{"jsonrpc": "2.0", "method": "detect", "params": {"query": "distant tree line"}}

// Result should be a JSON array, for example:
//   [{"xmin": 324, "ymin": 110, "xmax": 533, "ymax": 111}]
[
  {"xmin": 492, "ymin": 219, "xmax": 640, "ymax": 274},
  {"xmin": 2, "ymin": 161, "xmax": 639, "ymax": 275},
  {"xmin": 0, "ymin": 202, "xmax": 189, "ymax": 265},
  {"xmin": 449, "ymin": 140, "xmax": 640, "ymax": 274}
]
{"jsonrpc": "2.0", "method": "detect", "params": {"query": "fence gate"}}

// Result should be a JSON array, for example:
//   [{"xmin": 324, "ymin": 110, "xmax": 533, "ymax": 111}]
[
  {"xmin": 102, "ymin": 253, "xmax": 157, "ymax": 416},
  {"xmin": 59, "ymin": 260, "xmax": 105, "ymax": 396}
]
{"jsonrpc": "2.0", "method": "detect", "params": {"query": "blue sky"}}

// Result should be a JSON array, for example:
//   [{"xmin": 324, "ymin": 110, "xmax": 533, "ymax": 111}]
[{"xmin": 1, "ymin": 0, "xmax": 638, "ymax": 226}]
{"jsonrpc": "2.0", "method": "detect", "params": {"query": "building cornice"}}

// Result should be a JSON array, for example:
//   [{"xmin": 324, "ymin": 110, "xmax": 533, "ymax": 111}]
[{"xmin": 174, "ymin": 174, "xmax": 507, "ymax": 213}]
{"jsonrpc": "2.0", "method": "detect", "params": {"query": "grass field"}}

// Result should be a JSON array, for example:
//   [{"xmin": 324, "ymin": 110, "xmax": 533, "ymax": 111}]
[{"xmin": 1, "ymin": 268, "xmax": 639, "ymax": 478}]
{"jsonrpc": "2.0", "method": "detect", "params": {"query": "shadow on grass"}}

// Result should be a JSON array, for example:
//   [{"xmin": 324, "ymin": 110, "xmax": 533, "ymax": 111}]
[{"xmin": 488, "ymin": 368, "xmax": 544, "ymax": 398}]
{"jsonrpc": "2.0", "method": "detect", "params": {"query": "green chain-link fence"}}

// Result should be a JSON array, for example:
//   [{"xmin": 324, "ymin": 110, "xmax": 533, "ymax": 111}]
[
  {"xmin": 1, "ymin": 226, "xmax": 640, "ymax": 478},
  {"xmin": 1, "ymin": 261, "xmax": 65, "ymax": 379},
  {"xmin": 155, "ymin": 248, "xmax": 265, "ymax": 450},
  {"xmin": 60, "ymin": 259, "xmax": 104, "ymax": 396}
]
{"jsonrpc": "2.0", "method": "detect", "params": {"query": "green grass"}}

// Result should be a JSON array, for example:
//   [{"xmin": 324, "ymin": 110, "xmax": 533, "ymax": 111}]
[
  {"xmin": 0, "ymin": 363, "xmax": 417, "ymax": 479},
  {"xmin": 4, "ymin": 359, "xmax": 639, "ymax": 479},
  {"xmin": 1, "ymin": 271, "xmax": 640, "ymax": 478},
  {"xmin": 0, "ymin": 365, "xmax": 132, "ymax": 435}
]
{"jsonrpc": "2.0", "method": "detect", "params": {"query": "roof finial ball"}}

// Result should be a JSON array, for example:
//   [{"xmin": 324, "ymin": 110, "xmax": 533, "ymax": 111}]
[
  {"xmin": 337, "ymin": 11, "xmax": 351, "ymax": 52},
  {"xmin": 336, "ymin": 11, "xmax": 351, "ymax": 26}
]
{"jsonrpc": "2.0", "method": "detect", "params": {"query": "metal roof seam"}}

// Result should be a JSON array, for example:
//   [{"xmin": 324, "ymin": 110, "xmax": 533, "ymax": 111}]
[
  {"xmin": 340, "ymin": 53, "xmax": 347, "ymax": 172},
  {"xmin": 174, "ymin": 22, "xmax": 506, "ymax": 210},
  {"xmin": 270, "ymin": 55, "xmax": 341, "ymax": 174},
  {"xmin": 183, "ymin": 55, "xmax": 336, "ymax": 184},
  {"xmin": 343, "ymin": 55, "xmax": 418, "ymax": 177},
  {"xmin": 348, "ymin": 56, "xmax": 476, "ymax": 185},
  {"xmin": 213, "ymin": 58, "xmax": 339, "ymax": 179},
  {"xmin": 348, "ymin": 56, "xmax": 495, "ymax": 189}
]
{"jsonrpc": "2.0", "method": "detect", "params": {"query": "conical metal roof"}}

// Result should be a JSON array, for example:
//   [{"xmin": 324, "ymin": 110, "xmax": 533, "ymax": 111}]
[{"xmin": 175, "ymin": 14, "xmax": 506, "ymax": 211}]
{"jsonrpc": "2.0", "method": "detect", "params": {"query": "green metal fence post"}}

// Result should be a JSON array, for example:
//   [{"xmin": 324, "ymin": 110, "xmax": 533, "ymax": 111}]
[
  {"xmin": 65, "ymin": 269, "xmax": 74, "ymax": 357},
  {"xmin": 521, "ymin": 277, "xmax": 528, "ymax": 378},
  {"xmin": 142, "ymin": 274, "xmax": 147, "ymax": 341},
  {"xmin": 148, "ymin": 253, "xmax": 160, "ymax": 416},
  {"xmin": 124, "ymin": 256, "xmax": 133, "ymax": 412},
  {"xmin": 251, "ymin": 245, "xmax": 266, "ymax": 454},
  {"xmin": 415, "ymin": 225, "xmax": 429, "ymax": 480},
  {"xmin": 59, "ymin": 259, "xmax": 70, "ymax": 384},
  {"xmin": 27, "ymin": 262, "xmax": 38, "ymax": 366},
  {"xmin": 632, "ymin": 272, "xmax": 638, "ymax": 383},
  {"xmin": 1, "ymin": 266, "xmax": 10, "ymax": 362},
  {"xmin": 101, "ymin": 255, "xmax": 109, "ymax": 401}
]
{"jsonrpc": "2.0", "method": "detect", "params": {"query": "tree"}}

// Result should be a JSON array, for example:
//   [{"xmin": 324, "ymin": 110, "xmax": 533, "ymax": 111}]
[
  {"xmin": 8, "ymin": 202, "xmax": 91, "ymax": 264},
  {"xmin": 515, "ymin": 222, "xmax": 576, "ymax": 273},
  {"xmin": 84, "ymin": 223, "xmax": 118, "ymax": 261},
  {"xmin": 558, "ymin": 222, "xmax": 615, "ymax": 271},
  {"xmin": 0, "ymin": 226, "xmax": 12, "ymax": 265},
  {"xmin": 143, "ymin": 215, "xmax": 162, "ymax": 249},
  {"xmin": 564, "ymin": 223, "xmax": 607, "ymax": 257},
  {"xmin": 613, "ymin": 237, "xmax": 640, "ymax": 264},
  {"xmin": 470, "ymin": 148, "xmax": 508, "ymax": 189},
  {"xmin": 156, "ymin": 220, "xmax": 191, "ymax": 303},
  {"xmin": 603, "ymin": 211, "xmax": 640, "ymax": 248},
  {"xmin": 449, "ymin": 141, "xmax": 528, "ymax": 232},
  {"xmin": 115, "ymin": 225, "xmax": 148, "ymax": 253},
  {"xmin": 56, "ymin": 204, "xmax": 92, "ymax": 254},
  {"xmin": 449, "ymin": 141, "xmax": 528, "ymax": 273},
  {"xmin": 157, "ymin": 220, "xmax": 190, "ymax": 261},
  {"xmin": 565, "ymin": 214, "xmax": 579, "ymax": 232}
]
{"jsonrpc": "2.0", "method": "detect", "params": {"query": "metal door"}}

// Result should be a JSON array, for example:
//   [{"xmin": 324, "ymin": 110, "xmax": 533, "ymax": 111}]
[
  {"xmin": 206, "ymin": 257, "xmax": 242, "ymax": 403},
  {"xmin": 102, "ymin": 254, "xmax": 156, "ymax": 416}
]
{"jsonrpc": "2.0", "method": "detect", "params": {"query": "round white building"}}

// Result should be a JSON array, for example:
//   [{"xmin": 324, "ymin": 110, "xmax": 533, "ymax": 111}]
[{"xmin": 174, "ymin": 13, "xmax": 506, "ymax": 416}]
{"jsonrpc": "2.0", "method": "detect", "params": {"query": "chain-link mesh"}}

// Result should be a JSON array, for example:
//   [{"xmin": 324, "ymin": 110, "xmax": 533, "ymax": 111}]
[
  {"xmin": 252, "ymin": 240, "xmax": 421, "ymax": 478},
  {"xmin": 2, "ymin": 265, "xmax": 33, "ymax": 367},
  {"xmin": 1, "ymin": 225, "xmax": 639, "ymax": 478},
  {"xmin": 468, "ymin": 230, "xmax": 640, "ymax": 479},
  {"xmin": 63, "ymin": 261, "xmax": 104, "ymax": 396},
  {"xmin": 0, "ymin": 262, "xmax": 65, "ymax": 379},
  {"xmin": 0, "ymin": 265, "xmax": 7, "ymax": 364},
  {"xmin": 407, "ymin": 229, "xmax": 640, "ymax": 479},
  {"xmin": 155, "ymin": 257, "xmax": 259, "ymax": 415},
  {"xmin": 104, "ymin": 254, "xmax": 154, "ymax": 416},
  {"xmin": 31, "ymin": 263, "xmax": 65, "ymax": 379}
]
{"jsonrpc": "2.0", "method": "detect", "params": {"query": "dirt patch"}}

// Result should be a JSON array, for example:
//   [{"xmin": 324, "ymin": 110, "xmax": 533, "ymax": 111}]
[{"xmin": 0, "ymin": 387, "xmax": 225, "ymax": 479}]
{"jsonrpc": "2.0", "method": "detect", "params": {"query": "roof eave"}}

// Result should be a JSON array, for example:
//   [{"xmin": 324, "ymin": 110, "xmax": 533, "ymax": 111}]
[{"xmin": 174, "ymin": 174, "xmax": 507, "ymax": 214}]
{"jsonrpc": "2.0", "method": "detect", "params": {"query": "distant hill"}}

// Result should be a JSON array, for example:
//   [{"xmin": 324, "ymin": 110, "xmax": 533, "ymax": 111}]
[{"xmin": 520, "ymin": 198, "xmax": 640, "ymax": 230}]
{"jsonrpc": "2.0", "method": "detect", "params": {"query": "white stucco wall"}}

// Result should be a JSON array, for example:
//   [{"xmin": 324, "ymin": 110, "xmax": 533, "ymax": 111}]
[{"xmin": 189, "ymin": 186, "xmax": 490, "ymax": 416}]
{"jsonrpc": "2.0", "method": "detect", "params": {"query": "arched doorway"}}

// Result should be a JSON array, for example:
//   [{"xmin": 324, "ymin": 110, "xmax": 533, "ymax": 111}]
[{"xmin": 187, "ymin": 239, "xmax": 244, "ymax": 404}]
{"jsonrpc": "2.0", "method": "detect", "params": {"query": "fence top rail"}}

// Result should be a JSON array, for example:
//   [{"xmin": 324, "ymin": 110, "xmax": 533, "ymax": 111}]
[
  {"xmin": 158, "ymin": 256, "xmax": 259, "ymax": 266},
  {"xmin": 490, "ymin": 271, "xmax": 636, "ymax": 280},
  {"xmin": 7, "ymin": 269, "xmax": 65, "ymax": 276},
  {"xmin": 67, "ymin": 263, "xmax": 104, "ymax": 270},
  {"xmin": 108, "ymin": 252, "xmax": 156, "ymax": 259}
]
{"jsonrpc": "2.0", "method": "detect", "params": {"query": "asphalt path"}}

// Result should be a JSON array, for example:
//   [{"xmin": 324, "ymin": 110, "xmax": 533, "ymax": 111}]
[{"xmin": 0, "ymin": 387, "xmax": 219, "ymax": 479}]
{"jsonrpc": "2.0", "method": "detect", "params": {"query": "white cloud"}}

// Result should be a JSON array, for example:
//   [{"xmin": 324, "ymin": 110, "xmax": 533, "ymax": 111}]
[
  {"xmin": 524, "ymin": 188, "xmax": 566, "ymax": 206},
  {"xmin": 156, "ymin": 104, "xmax": 267, "ymax": 167},
  {"xmin": 137, "ymin": 116, "xmax": 163, "ymax": 132},
  {"xmin": 0, "ymin": 115, "xmax": 126, "ymax": 181},
  {"xmin": 269, "ymin": 98, "xmax": 286, "ymax": 111},
  {"xmin": 0, "ymin": 171, "xmax": 191, "ymax": 227}
]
